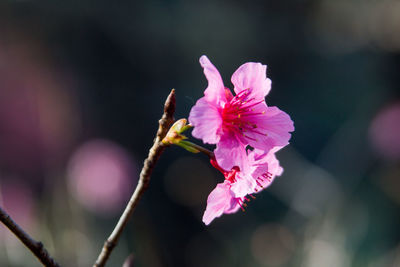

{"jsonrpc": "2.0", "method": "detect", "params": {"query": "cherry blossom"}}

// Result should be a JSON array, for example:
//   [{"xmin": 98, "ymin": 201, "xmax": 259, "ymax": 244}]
[
  {"xmin": 202, "ymin": 149, "xmax": 283, "ymax": 225},
  {"xmin": 189, "ymin": 56, "xmax": 294, "ymax": 170}
]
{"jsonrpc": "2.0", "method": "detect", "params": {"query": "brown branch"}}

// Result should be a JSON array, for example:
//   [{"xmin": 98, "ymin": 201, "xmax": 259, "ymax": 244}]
[
  {"xmin": 93, "ymin": 89, "xmax": 176, "ymax": 267},
  {"xmin": 0, "ymin": 206, "xmax": 61, "ymax": 267}
]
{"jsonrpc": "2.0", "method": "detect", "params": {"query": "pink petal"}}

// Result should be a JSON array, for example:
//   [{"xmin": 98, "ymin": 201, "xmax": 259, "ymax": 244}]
[
  {"xmin": 245, "ymin": 105, "xmax": 294, "ymax": 151},
  {"xmin": 199, "ymin": 55, "xmax": 227, "ymax": 105},
  {"xmin": 265, "ymin": 149, "xmax": 284, "ymax": 177},
  {"xmin": 251, "ymin": 147, "xmax": 283, "ymax": 176},
  {"xmin": 231, "ymin": 62, "xmax": 271, "ymax": 101},
  {"xmin": 224, "ymin": 197, "xmax": 241, "ymax": 214},
  {"xmin": 230, "ymin": 172, "xmax": 256, "ymax": 198},
  {"xmin": 214, "ymin": 135, "xmax": 248, "ymax": 170},
  {"xmin": 202, "ymin": 181, "xmax": 235, "ymax": 225},
  {"xmin": 251, "ymin": 148, "xmax": 283, "ymax": 192},
  {"xmin": 189, "ymin": 97, "xmax": 222, "ymax": 144},
  {"xmin": 247, "ymin": 149, "xmax": 270, "ymax": 179}
]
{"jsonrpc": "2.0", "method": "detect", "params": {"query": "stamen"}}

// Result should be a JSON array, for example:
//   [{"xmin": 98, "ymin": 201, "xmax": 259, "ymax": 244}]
[
  {"xmin": 237, "ymin": 199, "xmax": 246, "ymax": 212},
  {"xmin": 254, "ymin": 172, "xmax": 273, "ymax": 191},
  {"xmin": 243, "ymin": 134, "xmax": 257, "ymax": 141},
  {"xmin": 221, "ymin": 88, "xmax": 268, "ymax": 139}
]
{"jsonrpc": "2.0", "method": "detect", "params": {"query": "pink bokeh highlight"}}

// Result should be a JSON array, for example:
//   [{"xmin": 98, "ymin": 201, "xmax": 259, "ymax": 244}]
[
  {"xmin": 369, "ymin": 103, "xmax": 400, "ymax": 160},
  {"xmin": 0, "ymin": 34, "xmax": 79, "ymax": 175},
  {"xmin": 67, "ymin": 139, "xmax": 138, "ymax": 216},
  {"xmin": 0, "ymin": 180, "xmax": 36, "ymax": 237}
]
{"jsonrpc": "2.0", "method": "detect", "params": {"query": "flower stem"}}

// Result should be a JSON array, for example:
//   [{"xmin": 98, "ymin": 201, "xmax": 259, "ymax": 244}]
[
  {"xmin": 93, "ymin": 89, "xmax": 176, "ymax": 267},
  {"xmin": 178, "ymin": 140, "xmax": 214, "ymax": 158}
]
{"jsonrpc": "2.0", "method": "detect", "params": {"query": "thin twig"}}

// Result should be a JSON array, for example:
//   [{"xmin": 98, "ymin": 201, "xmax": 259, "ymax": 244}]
[
  {"xmin": 93, "ymin": 89, "xmax": 176, "ymax": 267},
  {"xmin": 0, "ymin": 206, "xmax": 61, "ymax": 267}
]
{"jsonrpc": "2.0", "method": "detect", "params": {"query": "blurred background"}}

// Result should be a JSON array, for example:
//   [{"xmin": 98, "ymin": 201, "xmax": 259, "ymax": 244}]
[{"xmin": 0, "ymin": 1, "xmax": 399, "ymax": 266}]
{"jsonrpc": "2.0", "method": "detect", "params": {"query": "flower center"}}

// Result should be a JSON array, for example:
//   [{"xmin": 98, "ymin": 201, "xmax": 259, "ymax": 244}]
[
  {"xmin": 225, "ymin": 166, "xmax": 240, "ymax": 183},
  {"xmin": 221, "ymin": 89, "xmax": 267, "ymax": 140},
  {"xmin": 210, "ymin": 157, "xmax": 240, "ymax": 183}
]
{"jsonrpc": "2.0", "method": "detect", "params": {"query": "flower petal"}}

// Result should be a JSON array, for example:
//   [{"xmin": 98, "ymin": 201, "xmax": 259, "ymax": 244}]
[
  {"xmin": 258, "ymin": 148, "xmax": 283, "ymax": 174},
  {"xmin": 247, "ymin": 149, "xmax": 270, "ymax": 179},
  {"xmin": 202, "ymin": 181, "xmax": 234, "ymax": 225},
  {"xmin": 225, "ymin": 197, "xmax": 242, "ymax": 214},
  {"xmin": 250, "ymin": 148, "xmax": 283, "ymax": 193},
  {"xmin": 189, "ymin": 97, "xmax": 222, "ymax": 144},
  {"xmin": 199, "ymin": 55, "xmax": 227, "ymax": 105},
  {"xmin": 231, "ymin": 62, "xmax": 271, "ymax": 101},
  {"xmin": 230, "ymin": 172, "xmax": 256, "ymax": 197},
  {"xmin": 244, "ymin": 105, "xmax": 294, "ymax": 151},
  {"xmin": 265, "ymin": 148, "xmax": 284, "ymax": 177},
  {"xmin": 214, "ymin": 135, "xmax": 248, "ymax": 170}
]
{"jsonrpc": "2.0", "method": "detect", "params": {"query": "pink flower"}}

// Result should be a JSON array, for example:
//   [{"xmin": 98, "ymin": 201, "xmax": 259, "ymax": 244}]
[
  {"xmin": 202, "ymin": 149, "xmax": 283, "ymax": 225},
  {"xmin": 189, "ymin": 56, "xmax": 294, "ymax": 170}
]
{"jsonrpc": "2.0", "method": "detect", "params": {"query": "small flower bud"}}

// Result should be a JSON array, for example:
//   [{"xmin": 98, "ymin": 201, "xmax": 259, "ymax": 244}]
[
  {"xmin": 162, "ymin": 118, "xmax": 192, "ymax": 145},
  {"xmin": 162, "ymin": 118, "xmax": 213, "ymax": 156}
]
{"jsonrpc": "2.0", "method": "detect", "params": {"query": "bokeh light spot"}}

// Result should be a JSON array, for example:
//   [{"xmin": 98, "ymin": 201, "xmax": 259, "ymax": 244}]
[
  {"xmin": 369, "ymin": 103, "xmax": 400, "ymax": 161},
  {"xmin": 0, "ymin": 180, "xmax": 36, "ymax": 234},
  {"xmin": 67, "ymin": 139, "xmax": 137, "ymax": 216}
]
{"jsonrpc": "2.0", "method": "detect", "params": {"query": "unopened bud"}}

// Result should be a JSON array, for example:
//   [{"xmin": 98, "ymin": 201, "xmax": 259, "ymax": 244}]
[
  {"xmin": 162, "ymin": 118, "xmax": 213, "ymax": 156},
  {"xmin": 162, "ymin": 118, "xmax": 192, "ymax": 145}
]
